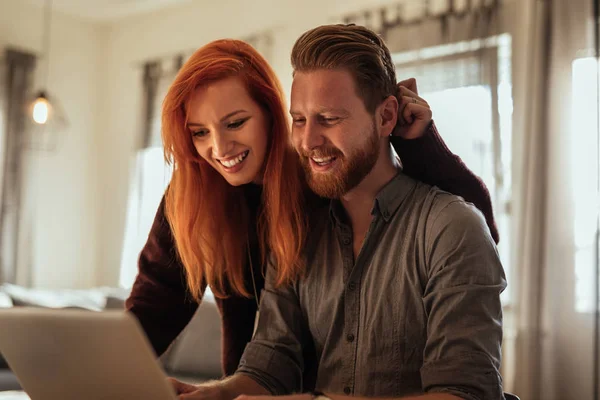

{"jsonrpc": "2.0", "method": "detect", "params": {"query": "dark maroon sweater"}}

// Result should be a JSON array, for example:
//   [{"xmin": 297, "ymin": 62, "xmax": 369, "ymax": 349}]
[{"xmin": 125, "ymin": 122, "xmax": 499, "ymax": 377}]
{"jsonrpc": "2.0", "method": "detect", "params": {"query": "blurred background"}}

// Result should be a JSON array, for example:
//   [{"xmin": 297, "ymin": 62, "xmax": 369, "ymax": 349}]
[{"xmin": 0, "ymin": 0, "xmax": 597, "ymax": 398}]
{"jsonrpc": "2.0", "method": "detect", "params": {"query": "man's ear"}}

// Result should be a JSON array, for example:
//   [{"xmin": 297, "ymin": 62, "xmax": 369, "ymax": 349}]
[{"xmin": 377, "ymin": 95, "xmax": 398, "ymax": 137}]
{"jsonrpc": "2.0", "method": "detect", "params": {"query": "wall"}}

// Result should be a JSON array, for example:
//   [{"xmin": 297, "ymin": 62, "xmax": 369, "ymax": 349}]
[
  {"xmin": 0, "ymin": 1, "xmax": 101, "ymax": 289},
  {"xmin": 95, "ymin": 0, "xmax": 402, "ymax": 285}
]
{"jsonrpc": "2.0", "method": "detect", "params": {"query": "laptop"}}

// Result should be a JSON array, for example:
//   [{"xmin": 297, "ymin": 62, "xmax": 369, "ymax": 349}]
[{"xmin": 0, "ymin": 308, "xmax": 178, "ymax": 400}]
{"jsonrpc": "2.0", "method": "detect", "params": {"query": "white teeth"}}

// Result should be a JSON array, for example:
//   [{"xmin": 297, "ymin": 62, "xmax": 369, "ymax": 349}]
[
  {"xmin": 220, "ymin": 151, "xmax": 249, "ymax": 168},
  {"xmin": 312, "ymin": 156, "xmax": 335, "ymax": 164}
]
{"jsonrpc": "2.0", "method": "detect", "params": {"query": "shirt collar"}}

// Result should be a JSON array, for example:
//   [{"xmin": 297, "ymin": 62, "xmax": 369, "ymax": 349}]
[
  {"xmin": 373, "ymin": 171, "xmax": 417, "ymax": 222},
  {"xmin": 329, "ymin": 171, "xmax": 417, "ymax": 225}
]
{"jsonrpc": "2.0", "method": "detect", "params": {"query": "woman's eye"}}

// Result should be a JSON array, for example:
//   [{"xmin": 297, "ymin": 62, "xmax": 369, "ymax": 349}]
[
  {"xmin": 293, "ymin": 118, "xmax": 306, "ymax": 125},
  {"xmin": 227, "ymin": 118, "xmax": 249, "ymax": 129},
  {"xmin": 192, "ymin": 129, "xmax": 208, "ymax": 137}
]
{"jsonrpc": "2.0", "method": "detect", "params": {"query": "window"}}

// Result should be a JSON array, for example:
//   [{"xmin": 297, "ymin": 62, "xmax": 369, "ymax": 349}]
[
  {"xmin": 119, "ymin": 72, "xmax": 174, "ymax": 289},
  {"xmin": 393, "ymin": 34, "xmax": 513, "ymax": 304},
  {"xmin": 572, "ymin": 57, "xmax": 600, "ymax": 313},
  {"xmin": 119, "ymin": 147, "xmax": 172, "ymax": 288}
]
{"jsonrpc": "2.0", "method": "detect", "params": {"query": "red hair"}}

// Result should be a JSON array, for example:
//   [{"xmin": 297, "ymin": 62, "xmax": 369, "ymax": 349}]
[{"xmin": 162, "ymin": 39, "xmax": 307, "ymax": 300}]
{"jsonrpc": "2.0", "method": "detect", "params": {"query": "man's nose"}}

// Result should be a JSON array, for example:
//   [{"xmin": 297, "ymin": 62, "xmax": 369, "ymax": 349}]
[{"xmin": 300, "ymin": 120, "xmax": 326, "ymax": 152}]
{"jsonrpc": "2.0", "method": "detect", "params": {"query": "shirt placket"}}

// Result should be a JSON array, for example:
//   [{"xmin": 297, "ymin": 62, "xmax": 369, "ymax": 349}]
[{"xmin": 337, "ymin": 216, "xmax": 381, "ymax": 396}]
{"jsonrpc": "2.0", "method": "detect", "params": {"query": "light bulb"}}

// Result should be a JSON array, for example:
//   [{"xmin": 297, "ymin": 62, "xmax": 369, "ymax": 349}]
[{"xmin": 32, "ymin": 96, "xmax": 50, "ymax": 124}]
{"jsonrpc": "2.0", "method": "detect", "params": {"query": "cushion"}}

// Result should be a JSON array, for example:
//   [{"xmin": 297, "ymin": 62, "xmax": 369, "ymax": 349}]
[
  {"xmin": 0, "ymin": 284, "xmax": 105, "ymax": 311},
  {"xmin": 0, "ymin": 371, "xmax": 21, "ymax": 391},
  {"xmin": 0, "ymin": 291, "xmax": 12, "ymax": 308},
  {"xmin": 162, "ymin": 297, "xmax": 222, "ymax": 379}
]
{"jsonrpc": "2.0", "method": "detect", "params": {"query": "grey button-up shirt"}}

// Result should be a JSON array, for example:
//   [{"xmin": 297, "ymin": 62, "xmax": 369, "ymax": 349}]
[{"xmin": 237, "ymin": 172, "xmax": 506, "ymax": 400}]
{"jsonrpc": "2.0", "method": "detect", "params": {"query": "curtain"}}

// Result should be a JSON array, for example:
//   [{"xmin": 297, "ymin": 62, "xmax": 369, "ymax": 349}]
[
  {"xmin": 505, "ymin": 0, "xmax": 550, "ymax": 397},
  {"xmin": 139, "ymin": 61, "xmax": 162, "ymax": 149},
  {"xmin": 0, "ymin": 48, "xmax": 36, "ymax": 285},
  {"xmin": 535, "ymin": 0, "xmax": 598, "ymax": 399}
]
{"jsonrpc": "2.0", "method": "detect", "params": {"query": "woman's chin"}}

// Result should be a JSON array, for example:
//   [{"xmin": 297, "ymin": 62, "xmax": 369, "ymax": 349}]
[{"xmin": 221, "ymin": 172, "xmax": 257, "ymax": 187}]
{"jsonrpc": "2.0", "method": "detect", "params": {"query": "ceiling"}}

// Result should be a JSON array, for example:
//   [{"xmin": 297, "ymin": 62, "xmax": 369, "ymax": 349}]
[{"xmin": 25, "ymin": 0, "xmax": 193, "ymax": 22}]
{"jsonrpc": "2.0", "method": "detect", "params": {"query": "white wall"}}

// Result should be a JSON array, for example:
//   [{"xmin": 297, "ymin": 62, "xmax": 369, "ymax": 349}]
[
  {"xmin": 0, "ymin": 1, "xmax": 101, "ymax": 289},
  {"xmin": 96, "ymin": 0, "xmax": 401, "ymax": 285}
]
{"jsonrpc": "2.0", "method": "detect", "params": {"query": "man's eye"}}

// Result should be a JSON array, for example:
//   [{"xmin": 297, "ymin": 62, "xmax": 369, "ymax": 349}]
[
  {"xmin": 323, "ymin": 117, "xmax": 339, "ymax": 123},
  {"xmin": 227, "ymin": 118, "xmax": 248, "ymax": 129}
]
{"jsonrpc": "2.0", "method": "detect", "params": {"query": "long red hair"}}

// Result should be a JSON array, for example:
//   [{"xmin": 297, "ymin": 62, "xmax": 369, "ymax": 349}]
[{"xmin": 161, "ymin": 39, "xmax": 307, "ymax": 300}]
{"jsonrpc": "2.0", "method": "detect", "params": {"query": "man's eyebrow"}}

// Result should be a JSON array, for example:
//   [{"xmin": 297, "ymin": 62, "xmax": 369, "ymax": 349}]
[
  {"xmin": 289, "ymin": 108, "xmax": 350, "ymax": 115},
  {"xmin": 316, "ymin": 107, "xmax": 350, "ymax": 116}
]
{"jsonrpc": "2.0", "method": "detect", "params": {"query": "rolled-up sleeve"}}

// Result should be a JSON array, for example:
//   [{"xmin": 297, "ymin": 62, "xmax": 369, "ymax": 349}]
[
  {"xmin": 422, "ymin": 200, "xmax": 507, "ymax": 400},
  {"xmin": 235, "ymin": 260, "xmax": 308, "ymax": 395}
]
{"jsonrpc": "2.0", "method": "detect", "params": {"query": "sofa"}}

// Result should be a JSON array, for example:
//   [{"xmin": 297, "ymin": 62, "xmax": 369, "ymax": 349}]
[
  {"xmin": 0, "ymin": 284, "xmax": 222, "ymax": 392},
  {"xmin": 0, "ymin": 290, "xmax": 19, "ymax": 391}
]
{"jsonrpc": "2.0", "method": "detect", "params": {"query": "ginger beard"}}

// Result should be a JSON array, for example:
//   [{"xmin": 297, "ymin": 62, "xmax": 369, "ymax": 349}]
[{"xmin": 299, "ymin": 121, "xmax": 380, "ymax": 199}]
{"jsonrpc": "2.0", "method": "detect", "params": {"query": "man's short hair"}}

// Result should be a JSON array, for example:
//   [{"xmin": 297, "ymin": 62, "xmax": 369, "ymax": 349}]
[{"xmin": 291, "ymin": 24, "xmax": 398, "ymax": 113}]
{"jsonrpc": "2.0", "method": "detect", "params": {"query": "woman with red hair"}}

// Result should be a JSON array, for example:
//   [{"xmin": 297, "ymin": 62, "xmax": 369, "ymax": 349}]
[{"xmin": 126, "ymin": 39, "xmax": 498, "ymax": 377}]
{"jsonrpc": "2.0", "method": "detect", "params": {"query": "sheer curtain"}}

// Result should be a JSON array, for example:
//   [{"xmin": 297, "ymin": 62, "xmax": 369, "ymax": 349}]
[
  {"xmin": 536, "ymin": 0, "xmax": 599, "ymax": 399},
  {"xmin": 0, "ymin": 49, "xmax": 36, "ymax": 286},
  {"xmin": 505, "ymin": 0, "xmax": 549, "ymax": 396}
]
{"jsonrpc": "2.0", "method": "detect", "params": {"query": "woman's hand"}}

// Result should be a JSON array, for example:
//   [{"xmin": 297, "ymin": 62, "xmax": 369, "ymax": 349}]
[{"xmin": 392, "ymin": 78, "xmax": 433, "ymax": 139}]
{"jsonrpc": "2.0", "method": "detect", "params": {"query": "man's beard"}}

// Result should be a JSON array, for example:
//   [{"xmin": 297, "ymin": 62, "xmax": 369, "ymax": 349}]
[{"xmin": 299, "ymin": 122, "xmax": 380, "ymax": 199}]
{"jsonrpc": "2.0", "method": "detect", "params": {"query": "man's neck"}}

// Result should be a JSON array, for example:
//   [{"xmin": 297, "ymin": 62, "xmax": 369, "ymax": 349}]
[{"xmin": 340, "ymin": 145, "xmax": 400, "ymax": 233}]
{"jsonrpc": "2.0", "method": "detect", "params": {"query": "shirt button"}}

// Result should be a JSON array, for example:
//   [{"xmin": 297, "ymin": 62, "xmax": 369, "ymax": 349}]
[
  {"xmin": 348, "ymin": 282, "xmax": 356, "ymax": 291},
  {"xmin": 346, "ymin": 333, "xmax": 355, "ymax": 342},
  {"xmin": 342, "ymin": 237, "xmax": 351, "ymax": 245},
  {"xmin": 383, "ymin": 211, "xmax": 390, "ymax": 218},
  {"xmin": 344, "ymin": 387, "xmax": 352, "ymax": 395}
]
